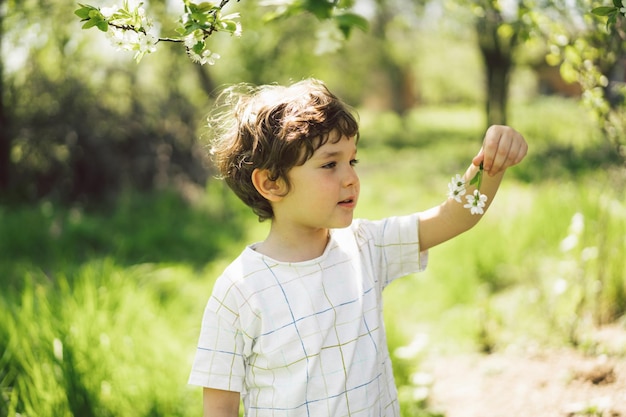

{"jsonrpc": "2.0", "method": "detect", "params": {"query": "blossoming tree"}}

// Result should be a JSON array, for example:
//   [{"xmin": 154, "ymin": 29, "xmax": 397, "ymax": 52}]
[{"xmin": 74, "ymin": 0, "xmax": 368, "ymax": 64}]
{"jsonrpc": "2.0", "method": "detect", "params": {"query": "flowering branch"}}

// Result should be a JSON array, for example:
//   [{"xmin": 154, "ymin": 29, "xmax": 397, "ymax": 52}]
[
  {"xmin": 75, "ymin": 0, "xmax": 368, "ymax": 64},
  {"xmin": 74, "ymin": 0, "xmax": 241, "ymax": 64},
  {"xmin": 447, "ymin": 162, "xmax": 488, "ymax": 215}
]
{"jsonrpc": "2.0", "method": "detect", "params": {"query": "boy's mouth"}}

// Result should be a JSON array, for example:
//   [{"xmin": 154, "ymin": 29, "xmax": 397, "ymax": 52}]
[{"xmin": 338, "ymin": 197, "xmax": 356, "ymax": 206}]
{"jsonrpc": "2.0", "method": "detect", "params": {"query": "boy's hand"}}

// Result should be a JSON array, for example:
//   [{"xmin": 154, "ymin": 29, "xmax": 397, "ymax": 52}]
[{"xmin": 472, "ymin": 125, "xmax": 528, "ymax": 176}]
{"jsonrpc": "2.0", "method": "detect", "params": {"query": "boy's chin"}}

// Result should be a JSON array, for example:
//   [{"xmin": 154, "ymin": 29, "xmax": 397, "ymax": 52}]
[{"xmin": 333, "ymin": 218, "xmax": 354, "ymax": 229}]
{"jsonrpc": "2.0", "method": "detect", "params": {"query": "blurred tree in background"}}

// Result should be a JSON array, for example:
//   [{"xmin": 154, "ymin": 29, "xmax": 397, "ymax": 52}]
[
  {"xmin": 1, "ymin": 0, "xmax": 212, "ymax": 204},
  {"xmin": 1, "ymin": 0, "xmax": 11, "ymax": 191},
  {"xmin": 448, "ymin": 0, "xmax": 536, "ymax": 126},
  {"xmin": 1, "ymin": 0, "xmax": 624, "ymax": 206}
]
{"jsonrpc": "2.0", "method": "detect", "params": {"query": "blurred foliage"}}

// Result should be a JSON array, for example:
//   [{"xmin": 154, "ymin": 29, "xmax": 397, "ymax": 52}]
[
  {"xmin": 2, "ymin": 1, "xmax": 626, "ymax": 416},
  {"xmin": 1, "ymin": 96, "xmax": 625, "ymax": 417},
  {"xmin": 2, "ymin": 0, "xmax": 211, "ymax": 203},
  {"xmin": 534, "ymin": 0, "xmax": 626, "ymax": 153},
  {"xmin": 0, "ymin": 182, "xmax": 249, "ymax": 291},
  {"xmin": 0, "ymin": 0, "xmax": 431, "ymax": 203},
  {"xmin": 3, "ymin": 0, "xmax": 626, "ymax": 206}
]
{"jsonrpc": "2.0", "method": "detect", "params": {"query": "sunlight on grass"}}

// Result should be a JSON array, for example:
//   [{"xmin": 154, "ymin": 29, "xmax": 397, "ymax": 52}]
[
  {"xmin": 2, "ymin": 97, "xmax": 625, "ymax": 417},
  {"xmin": 1, "ymin": 260, "xmax": 207, "ymax": 416},
  {"xmin": 384, "ymin": 171, "xmax": 626, "ymax": 354}
]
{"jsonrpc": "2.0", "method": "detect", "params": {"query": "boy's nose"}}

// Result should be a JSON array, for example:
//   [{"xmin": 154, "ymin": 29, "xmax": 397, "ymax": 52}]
[{"xmin": 343, "ymin": 167, "xmax": 359, "ymax": 187}]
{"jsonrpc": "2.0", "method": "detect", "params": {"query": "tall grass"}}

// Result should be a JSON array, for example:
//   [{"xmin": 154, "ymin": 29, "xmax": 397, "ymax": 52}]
[
  {"xmin": 0, "ymin": 184, "xmax": 251, "ymax": 417},
  {"xmin": 365, "ymin": 97, "xmax": 626, "ymax": 354},
  {"xmin": 0, "ymin": 260, "xmax": 207, "ymax": 416},
  {"xmin": 1, "ymin": 97, "xmax": 625, "ymax": 416}
]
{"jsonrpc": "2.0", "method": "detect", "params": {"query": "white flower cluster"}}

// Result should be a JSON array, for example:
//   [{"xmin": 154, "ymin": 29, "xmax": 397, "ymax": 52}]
[
  {"xmin": 184, "ymin": 33, "xmax": 221, "ymax": 65},
  {"xmin": 106, "ymin": 29, "xmax": 158, "ymax": 61},
  {"xmin": 77, "ymin": 1, "xmax": 246, "ymax": 64},
  {"xmin": 101, "ymin": 1, "xmax": 158, "ymax": 62},
  {"xmin": 447, "ymin": 170, "xmax": 488, "ymax": 215}
]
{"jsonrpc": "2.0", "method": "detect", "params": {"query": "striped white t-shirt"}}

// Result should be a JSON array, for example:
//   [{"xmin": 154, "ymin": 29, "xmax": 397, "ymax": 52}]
[{"xmin": 189, "ymin": 214, "xmax": 428, "ymax": 416}]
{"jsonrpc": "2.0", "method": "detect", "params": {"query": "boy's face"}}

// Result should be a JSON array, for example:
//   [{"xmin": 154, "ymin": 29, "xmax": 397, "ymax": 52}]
[{"xmin": 275, "ymin": 134, "xmax": 359, "ymax": 231}]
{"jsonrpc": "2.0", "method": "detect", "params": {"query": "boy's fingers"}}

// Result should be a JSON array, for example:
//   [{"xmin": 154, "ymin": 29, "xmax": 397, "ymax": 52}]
[
  {"xmin": 472, "ymin": 147, "xmax": 485, "ymax": 166},
  {"xmin": 481, "ymin": 130, "xmax": 502, "ymax": 172},
  {"xmin": 475, "ymin": 126, "xmax": 528, "ymax": 175},
  {"xmin": 501, "ymin": 133, "xmax": 528, "ymax": 167},
  {"xmin": 515, "ymin": 139, "xmax": 529, "ymax": 164},
  {"xmin": 489, "ymin": 138, "xmax": 511, "ymax": 174}
]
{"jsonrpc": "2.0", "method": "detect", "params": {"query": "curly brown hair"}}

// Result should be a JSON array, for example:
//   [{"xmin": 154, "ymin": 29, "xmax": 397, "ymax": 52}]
[{"xmin": 208, "ymin": 78, "xmax": 360, "ymax": 221}]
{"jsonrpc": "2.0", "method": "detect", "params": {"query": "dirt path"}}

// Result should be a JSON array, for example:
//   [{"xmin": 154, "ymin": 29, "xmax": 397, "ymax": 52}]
[{"xmin": 425, "ymin": 348, "xmax": 626, "ymax": 417}]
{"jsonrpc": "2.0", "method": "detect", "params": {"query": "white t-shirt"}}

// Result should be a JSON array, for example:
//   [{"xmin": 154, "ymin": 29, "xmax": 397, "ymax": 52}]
[{"xmin": 189, "ymin": 214, "xmax": 428, "ymax": 417}]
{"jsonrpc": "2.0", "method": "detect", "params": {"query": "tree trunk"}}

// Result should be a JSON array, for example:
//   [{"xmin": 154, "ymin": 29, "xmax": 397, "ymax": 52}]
[
  {"xmin": 373, "ymin": 0, "xmax": 417, "ymax": 115},
  {"xmin": 482, "ymin": 49, "xmax": 511, "ymax": 126},
  {"xmin": 0, "ymin": 80, "xmax": 9, "ymax": 191},
  {"xmin": 475, "ymin": 6, "xmax": 516, "ymax": 127},
  {"xmin": 0, "ymin": 0, "xmax": 10, "ymax": 191},
  {"xmin": 195, "ymin": 64, "xmax": 217, "ymax": 98}
]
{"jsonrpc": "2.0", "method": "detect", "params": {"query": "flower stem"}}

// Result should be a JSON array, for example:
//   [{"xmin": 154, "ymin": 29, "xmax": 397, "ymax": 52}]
[{"xmin": 469, "ymin": 162, "xmax": 484, "ymax": 191}]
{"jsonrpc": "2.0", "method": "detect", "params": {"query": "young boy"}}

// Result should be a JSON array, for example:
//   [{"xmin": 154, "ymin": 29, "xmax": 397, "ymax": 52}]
[{"xmin": 188, "ymin": 78, "xmax": 528, "ymax": 417}]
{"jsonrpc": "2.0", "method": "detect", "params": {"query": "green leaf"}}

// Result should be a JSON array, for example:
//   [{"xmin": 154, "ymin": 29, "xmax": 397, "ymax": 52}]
[
  {"xmin": 191, "ymin": 41, "xmax": 204, "ymax": 54},
  {"xmin": 219, "ymin": 20, "xmax": 238, "ymax": 32},
  {"xmin": 262, "ymin": 1, "xmax": 302, "ymax": 22},
  {"xmin": 96, "ymin": 20, "xmax": 109, "ymax": 32},
  {"xmin": 607, "ymin": 12, "xmax": 617, "ymax": 29},
  {"xmin": 612, "ymin": 0, "xmax": 622, "ymax": 9},
  {"xmin": 74, "ymin": 6, "xmax": 92, "ymax": 20},
  {"xmin": 191, "ymin": 11, "xmax": 212, "ymax": 24},
  {"xmin": 196, "ymin": 2, "xmax": 219, "ymax": 13},
  {"xmin": 116, "ymin": 9, "xmax": 133, "ymax": 19},
  {"xmin": 183, "ymin": 22, "xmax": 204, "ymax": 34},
  {"xmin": 333, "ymin": 12, "xmax": 369, "ymax": 36},
  {"xmin": 469, "ymin": 162, "xmax": 484, "ymax": 189},
  {"xmin": 591, "ymin": 6, "xmax": 617, "ymax": 16},
  {"xmin": 304, "ymin": 0, "xmax": 334, "ymax": 20},
  {"xmin": 82, "ymin": 19, "xmax": 98, "ymax": 29}
]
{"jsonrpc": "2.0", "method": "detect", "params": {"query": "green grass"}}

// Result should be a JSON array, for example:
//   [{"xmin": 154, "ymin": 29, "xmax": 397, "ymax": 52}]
[
  {"xmin": 2, "ymin": 97, "xmax": 625, "ymax": 416},
  {"xmin": 1, "ymin": 260, "xmax": 207, "ymax": 417}
]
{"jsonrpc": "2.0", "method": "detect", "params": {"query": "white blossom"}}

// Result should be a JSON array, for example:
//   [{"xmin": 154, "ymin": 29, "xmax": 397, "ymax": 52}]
[
  {"xmin": 100, "ymin": 4, "xmax": 118, "ymax": 18},
  {"xmin": 233, "ymin": 21, "xmax": 243, "ymax": 37},
  {"xmin": 188, "ymin": 48, "xmax": 221, "ymax": 65},
  {"xmin": 464, "ymin": 190, "xmax": 488, "ymax": 215},
  {"xmin": 184, "ymin": 32, "xmax": 203, "ymax": 49},
  {"xmin": 447, "ymin": 174, "xmax": 466, "ymax": 203},
  {"xmin": 105, "ymin": 28, "xmax": 157, "ymax": 61}
]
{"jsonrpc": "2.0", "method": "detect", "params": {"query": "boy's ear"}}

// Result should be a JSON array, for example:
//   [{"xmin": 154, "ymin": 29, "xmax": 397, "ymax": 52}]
[{"xmin": 251, "ymin": 169, "xmax": 286, "ymax": 202}]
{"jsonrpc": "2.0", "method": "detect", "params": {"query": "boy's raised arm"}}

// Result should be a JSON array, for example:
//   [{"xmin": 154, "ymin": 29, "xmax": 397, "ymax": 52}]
[
  {"xmin": 203, "ymin": 388, "xmax": 240, "ymax": 417},
  {"xmin": 418, "ymin": 125, "xmax": 528, "ymax": 251}
]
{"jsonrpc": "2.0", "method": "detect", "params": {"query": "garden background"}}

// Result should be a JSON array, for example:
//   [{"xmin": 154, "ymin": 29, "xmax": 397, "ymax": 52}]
[{"xmin": 1, "ymin": 0, "xmax": 625, "ymax": 416}]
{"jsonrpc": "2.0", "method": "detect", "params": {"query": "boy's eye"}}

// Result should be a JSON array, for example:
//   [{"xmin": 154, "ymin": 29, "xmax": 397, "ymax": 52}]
[{"xmin": 321, "ymin": 159, "xmax": 358, "ymax": 169}]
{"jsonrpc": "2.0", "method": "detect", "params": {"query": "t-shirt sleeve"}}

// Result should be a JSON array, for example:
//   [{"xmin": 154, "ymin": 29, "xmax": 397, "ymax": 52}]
[
  {"xmin": 188, "ymin": 278, "xmax": 247, "ymax": 392},
  {"xmin": 355, "ymin": 212, "xmax": 428, "ymax": 288}
]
